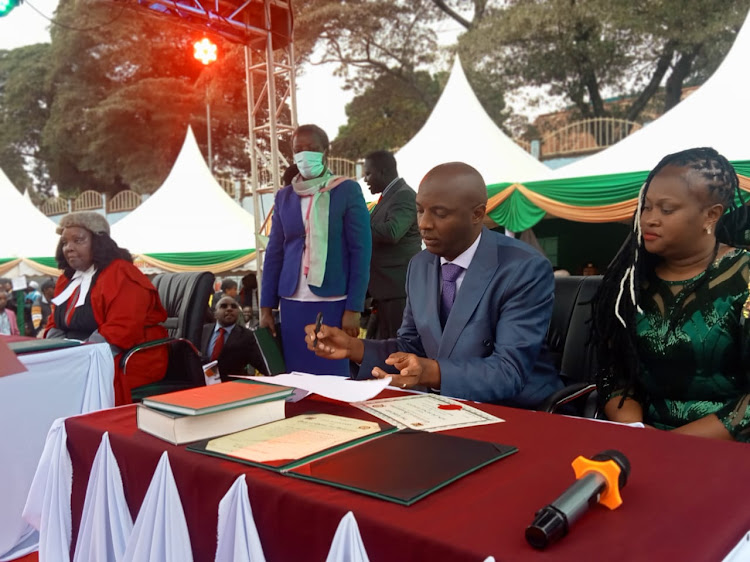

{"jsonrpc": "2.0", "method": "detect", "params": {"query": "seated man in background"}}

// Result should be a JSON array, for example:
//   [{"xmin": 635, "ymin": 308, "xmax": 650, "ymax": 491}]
[
  {"xmin": 307, "ymin": 162, "xmax": 562, "ymax": 408},
  {"xmin": 0, "ymin": 290, "xmax": 19, "ymax": 336},
  {"xmin": 202, "ymin": 296, "xmax": 268, "ymax": 379},
  {"xmin": 212, "ymin": 279, "xmax": 238, "ymax": 310},
  {"xmin": 31, "ymin": 279, "xmax": 55, "ymax": 336}
]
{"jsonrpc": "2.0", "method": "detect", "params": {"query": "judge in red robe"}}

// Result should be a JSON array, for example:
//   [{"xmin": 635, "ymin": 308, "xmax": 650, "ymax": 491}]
[{"xmin": 45, "ymin": 211, "xmax": 168, "ymax": 405}]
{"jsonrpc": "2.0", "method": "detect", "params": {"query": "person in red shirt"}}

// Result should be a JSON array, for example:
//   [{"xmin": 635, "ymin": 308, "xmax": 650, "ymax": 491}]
[{"xmin": 45, "ymin": 211, "xmax": 168, "ymax": 405}]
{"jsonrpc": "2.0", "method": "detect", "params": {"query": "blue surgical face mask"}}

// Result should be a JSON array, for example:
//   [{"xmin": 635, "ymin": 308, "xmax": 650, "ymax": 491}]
[{"xmin": 293, "ymin": 151, "xmax": 326, "ymax": 179}]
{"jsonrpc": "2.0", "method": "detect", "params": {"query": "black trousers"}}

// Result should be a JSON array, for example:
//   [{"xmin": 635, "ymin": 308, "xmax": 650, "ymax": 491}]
[{"xmin": 365, "ymin": 298, "xmax": 406, "ymax": 340}]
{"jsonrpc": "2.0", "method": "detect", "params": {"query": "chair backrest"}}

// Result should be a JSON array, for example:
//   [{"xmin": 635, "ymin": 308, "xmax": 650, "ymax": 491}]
[
  {"xmin": 152, "ymin": 271, "xmax": 214, "ymax": 348},
  {"xmin": 560, "ymin": 275, "xmax": 601, "ymax": 384},
  {"xmin": 547, "ymin": 275, "xmax": 602, "ymax": 384}
]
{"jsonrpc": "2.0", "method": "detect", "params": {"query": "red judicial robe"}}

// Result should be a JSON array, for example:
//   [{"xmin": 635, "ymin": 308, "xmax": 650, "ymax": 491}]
[{"xmin": 47, "ymin": 259, "xmax": 168, "ymax": 405}]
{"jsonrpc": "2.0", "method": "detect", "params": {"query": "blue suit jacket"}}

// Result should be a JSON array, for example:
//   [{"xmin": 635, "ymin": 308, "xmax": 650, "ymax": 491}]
[
  {"xmin": 260, "ymin": 179, "xmax": 372, "ymax": 312},
  {"xmin": 359, "ymin": 228, "xmax": 562, "ymax": 407}
]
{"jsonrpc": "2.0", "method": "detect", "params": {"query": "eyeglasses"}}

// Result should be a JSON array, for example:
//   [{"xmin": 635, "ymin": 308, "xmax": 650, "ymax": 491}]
[{"xmin": 219, "ymin": 302, "xmax": 239, "ymax": 309}]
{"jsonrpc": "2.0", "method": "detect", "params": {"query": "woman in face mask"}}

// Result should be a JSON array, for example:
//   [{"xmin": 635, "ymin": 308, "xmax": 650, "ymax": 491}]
[{"xmin": 259, "ymin": 124, "xmax": 372, "ymax": 376}]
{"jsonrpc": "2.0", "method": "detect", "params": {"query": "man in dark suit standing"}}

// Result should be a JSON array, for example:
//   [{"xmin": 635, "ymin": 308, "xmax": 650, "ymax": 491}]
[
  {"xmin": 201, "ymin": 296, "xmax": 268, "ymax": 380},
  {"xmin": 307, "ymin": 162, "xmax": 562, "ymax": 408},
  {"xmin": 363, "ymin": 150, "xmax": 422, "ymax": 339}
]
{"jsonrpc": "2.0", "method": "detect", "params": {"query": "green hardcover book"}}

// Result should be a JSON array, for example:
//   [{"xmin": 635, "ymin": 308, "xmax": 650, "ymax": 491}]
[
  {"xmin": 252, "ymin": 326, "xmax": 286, "ymax": 375},
  {"xmin": 8, "ymin": 339, "xmax": 82, "ymax": 354},
  {"xmin": 141, "ymin": 379, "xmax": 294, "ymax": 416}
]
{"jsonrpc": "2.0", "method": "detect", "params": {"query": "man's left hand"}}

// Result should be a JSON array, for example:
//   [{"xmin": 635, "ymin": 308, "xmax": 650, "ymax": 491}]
[
  {"xmin": 341, "ymin": 310, "xmax": 361, "ymax": 337},
  {"xmin": 372, "ymin": 352, "xmax": 440, "ymax": 390}
]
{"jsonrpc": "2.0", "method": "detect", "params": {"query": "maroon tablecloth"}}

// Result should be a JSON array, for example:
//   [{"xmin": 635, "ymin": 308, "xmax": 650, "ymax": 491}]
[{"xmin": 65, "ymin": 393, "xmax": 750, "ymax": 561}]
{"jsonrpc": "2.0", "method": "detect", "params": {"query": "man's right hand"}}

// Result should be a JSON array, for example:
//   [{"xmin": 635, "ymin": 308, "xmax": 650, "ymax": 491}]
[
  {"xmin": 304, "ymin": 323, "xmax": 364, "ymax": 363},
  {"xmin": 259, "ymin": 307, "xmax": 276, "ymax": 337}
]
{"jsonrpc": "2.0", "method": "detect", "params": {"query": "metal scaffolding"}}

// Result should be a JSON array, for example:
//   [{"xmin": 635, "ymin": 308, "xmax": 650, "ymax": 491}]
[{"xmin": 126, "ymin": 0, "xmax": 297, "ymax": 278}]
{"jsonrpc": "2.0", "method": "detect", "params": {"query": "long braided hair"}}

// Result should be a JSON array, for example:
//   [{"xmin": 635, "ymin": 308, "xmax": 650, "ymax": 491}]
[{"xmin": 591, "ymin": 147, "xmax": 748, "ymax": 406}]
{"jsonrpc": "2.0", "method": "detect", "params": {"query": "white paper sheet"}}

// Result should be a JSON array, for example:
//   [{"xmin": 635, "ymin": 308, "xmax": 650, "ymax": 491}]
[
  {"xmin": 234, "ymin": 373, "xmax": 391, "ymax": 403},
  {"xmin": 354, "ymin": 394, "xmax": 504, "ymax": 432}
]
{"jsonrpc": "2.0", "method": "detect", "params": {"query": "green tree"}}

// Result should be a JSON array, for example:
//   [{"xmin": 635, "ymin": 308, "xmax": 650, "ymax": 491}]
[
  {"xmin": 42, "ymin": 0, "xmax": 254, "ymax": 197},
  {"xmin": 453, "ymin": 0, "xmax": 750, "ymax": 122},
  {"xmin": 0, "ymin": 44, "xmax": 52, "ymax": 195},
  {"xmin": 296, "ymin": 0, "xmax": 510, "ymax": 155},
  {"xmin": 331, "ymin": 71, "xmax": 443, "ymax": 158}
]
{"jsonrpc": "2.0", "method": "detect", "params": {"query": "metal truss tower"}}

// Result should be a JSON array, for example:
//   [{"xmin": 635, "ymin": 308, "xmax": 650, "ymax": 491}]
[{"xmin": 126, "ymin": 0, "xmax": 297, "ymax": 276}]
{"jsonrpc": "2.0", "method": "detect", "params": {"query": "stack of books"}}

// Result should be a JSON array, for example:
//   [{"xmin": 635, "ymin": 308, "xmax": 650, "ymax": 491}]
[{"xmin": 137, "ymin": 380, "xmax": 294, "ymax": 445}]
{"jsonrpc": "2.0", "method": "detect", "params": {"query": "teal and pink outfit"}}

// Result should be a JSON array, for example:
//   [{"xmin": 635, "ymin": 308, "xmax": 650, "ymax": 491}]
[{"xmin": 260, "ymin": 171, "xmax": 372, "ymax": 375}]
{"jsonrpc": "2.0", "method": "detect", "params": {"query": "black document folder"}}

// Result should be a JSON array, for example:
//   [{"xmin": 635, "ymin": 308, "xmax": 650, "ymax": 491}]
[{"xmin": 287, "ymin": 429, "xmax": 517, "ymax": 505}]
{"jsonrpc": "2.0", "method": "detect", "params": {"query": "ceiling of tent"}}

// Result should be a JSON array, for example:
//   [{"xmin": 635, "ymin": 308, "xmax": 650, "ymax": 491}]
[
  {"xmin": 395, "ymin": 57, "xmax": 552, "ymax": 190},
  {"xmin": 111, "ymin": 127, "xmax": 257, "ymax": 257},
  {"xmin": 551, "ymin": 9, "xmax": 750, "ymax": 180}
]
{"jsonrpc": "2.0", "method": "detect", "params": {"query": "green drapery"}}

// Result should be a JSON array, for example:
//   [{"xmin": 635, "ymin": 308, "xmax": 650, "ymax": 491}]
[
  {"xmin": 142, "ymin": 249, "xmax": 255, "ymax": 267},
  {"xmin": 486, "ymin": 160, "xmax": 750, "ymax": 232},
  {"xmin": 28, "ymin": 257, "xmax": 58, "ymax": 268}
]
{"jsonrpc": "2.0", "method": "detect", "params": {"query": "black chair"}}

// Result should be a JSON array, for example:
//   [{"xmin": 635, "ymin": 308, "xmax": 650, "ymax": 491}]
[
  {"xmin": 122, "ymin": 271, "xmax": 214, "ymax": 402},
  {"xmin": 540, "ymin": 275, "xmax": 602, "ymax": 417}
]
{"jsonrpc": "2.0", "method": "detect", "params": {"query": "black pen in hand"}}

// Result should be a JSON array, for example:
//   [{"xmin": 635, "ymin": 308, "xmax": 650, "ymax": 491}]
[{"xmin": 313, "ymin": 312, "xmax": 323, "ymax": 348}]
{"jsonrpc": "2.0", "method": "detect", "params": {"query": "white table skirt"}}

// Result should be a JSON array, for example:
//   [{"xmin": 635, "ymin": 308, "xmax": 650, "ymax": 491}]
[{"xmin": 0, "ymin": 343, "xmax": 114, "ymax": 561}]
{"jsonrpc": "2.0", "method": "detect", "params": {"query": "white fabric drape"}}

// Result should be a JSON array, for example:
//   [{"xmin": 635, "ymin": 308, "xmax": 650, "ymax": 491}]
[
  {"xmin": 73, "ymin": 432, "xmax": 133, "ymax": 562},
  {"xmin": 120, "ymin": 452, "xmax": 193, "ymax": 562},
  {"xmin": 21, "ymin": 418, "xmax": 72, "ymax": 562},
  {"xmin": 1, "ymin": 343, "xmax": 113, "ymax": 561},
  {"xmin": 215, "ymin": 475, "xmax": 266, "ymax": 562},
  {"xmin": 325, "ymin": 512, "xmax": 370, "ymax": 562}
]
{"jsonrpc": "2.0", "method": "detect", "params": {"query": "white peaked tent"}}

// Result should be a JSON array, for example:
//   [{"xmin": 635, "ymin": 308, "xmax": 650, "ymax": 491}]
[
  {"xmin": 395, "ymin": 57, "xmax": 552, "ymax": 189},
  {"xmin": 0, "ymin": 167, "xmax": 60, "ymax": 277},
  {"xmin": 552, "ymin": 10, "xmax": 750, "ymax": 180},
  {"xmin": 111, "ymin": 127, "xmax": 257, "ymax": 273}
]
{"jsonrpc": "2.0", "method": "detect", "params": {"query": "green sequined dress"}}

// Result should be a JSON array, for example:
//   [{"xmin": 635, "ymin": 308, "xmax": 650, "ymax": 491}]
[{"xmin": 605, "ymin": 248, "xmax": 750, "ymax": 441}]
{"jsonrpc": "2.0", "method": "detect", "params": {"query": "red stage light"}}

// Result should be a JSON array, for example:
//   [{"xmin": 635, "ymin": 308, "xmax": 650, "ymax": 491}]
[{"xmin": 193, "ymin": 38, "xmax": 218, "ymax": 65}]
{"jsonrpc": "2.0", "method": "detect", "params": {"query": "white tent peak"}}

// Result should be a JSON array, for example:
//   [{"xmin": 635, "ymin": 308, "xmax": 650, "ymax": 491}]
[
  {"xmin": 111, "ymin": 126, "xmax": 256, "ymax": 256},
  {"xmin": 0, "ymin": 166, "xmax": 59, "ymax": 262},
  {"xmin": 394, "ymin": 56, "xmax": 551, "ymax": 189},
  {"xmin": 552, "ymin": 9, "xmax": 750, "ymax": 180}
]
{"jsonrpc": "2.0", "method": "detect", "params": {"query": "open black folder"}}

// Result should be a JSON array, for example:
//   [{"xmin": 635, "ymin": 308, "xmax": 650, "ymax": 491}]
[{"xmin": 188, "ymin": 417, "xmax": 517, "ymax": 506}]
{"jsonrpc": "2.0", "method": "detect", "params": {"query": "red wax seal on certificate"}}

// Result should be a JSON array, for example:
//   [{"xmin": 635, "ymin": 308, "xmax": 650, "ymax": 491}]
[{"xmin": 438, "ymin": 404, "xmax": 463, "ymax": 410}]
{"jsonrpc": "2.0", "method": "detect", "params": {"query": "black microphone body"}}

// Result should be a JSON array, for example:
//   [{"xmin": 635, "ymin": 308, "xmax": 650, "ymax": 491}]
[{"xmin": 525, "ymin": 450, "xmax": 630, "ymax": 550}]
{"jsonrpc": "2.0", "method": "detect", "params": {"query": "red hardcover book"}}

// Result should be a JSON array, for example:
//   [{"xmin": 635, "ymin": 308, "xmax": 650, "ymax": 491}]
[{"xmin": 141, "ymin": 380, "xmax": 293, "ymax": 416}]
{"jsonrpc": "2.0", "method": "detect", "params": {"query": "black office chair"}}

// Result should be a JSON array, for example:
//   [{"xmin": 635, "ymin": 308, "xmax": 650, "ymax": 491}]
[
  {"xmin": 122, "ymin": 271, "xmax": 214, "ymax": 402},
  {"xmin": 540, "ymin": 275, "xmax": 602, "ymax": 417}
]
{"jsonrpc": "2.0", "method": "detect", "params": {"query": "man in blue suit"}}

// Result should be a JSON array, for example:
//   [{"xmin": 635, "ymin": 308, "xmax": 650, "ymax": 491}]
[{"xmin": 307, "ymin": 162, "xmax": 561, "ymax": 407}]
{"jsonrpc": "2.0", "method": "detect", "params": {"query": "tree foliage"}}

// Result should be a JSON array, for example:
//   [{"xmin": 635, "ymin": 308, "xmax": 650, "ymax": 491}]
[
  {"xmin": 0, "ymin": 44, "xmax": 52, "ymax": 195},
  {"xmin": 41, "ymin": 0, "xmax": 255, "ymax": 197},
  {"xmin": 296, "ymin": 0, "xmax": 509, "ymax": 155},
  {"xmin": 456, "ymin": 0, "xmax": 750, "ymax": 123},
  {"xmin": 331, "ymin": 71, "xmax": 443, "ymax": 158}
]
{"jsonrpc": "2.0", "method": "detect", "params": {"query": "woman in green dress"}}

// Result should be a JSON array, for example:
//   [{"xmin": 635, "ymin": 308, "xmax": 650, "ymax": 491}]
[{"xmin": 592, "ymin": 147, "xmax": 750, "ymax": 441}]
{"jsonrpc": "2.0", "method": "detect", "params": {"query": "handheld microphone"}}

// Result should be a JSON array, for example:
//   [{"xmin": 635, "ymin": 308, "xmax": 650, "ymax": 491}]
[{"xmin": 525, "ymin": 449, "xmax": 630, "ymax": 550}]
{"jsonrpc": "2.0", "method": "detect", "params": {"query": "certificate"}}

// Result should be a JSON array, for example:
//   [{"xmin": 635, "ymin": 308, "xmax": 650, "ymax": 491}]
[
  {"xmin": 354, "ymin": 394, "xmax": 503, "ymax": 432},
  {"xmin": 205, "ymin": 413, "xmax": 384, "ymax": 463}
]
